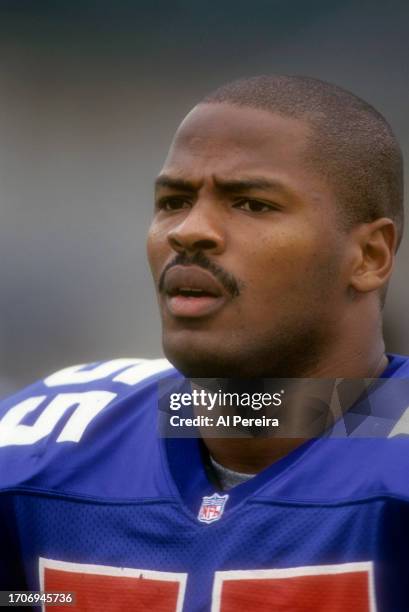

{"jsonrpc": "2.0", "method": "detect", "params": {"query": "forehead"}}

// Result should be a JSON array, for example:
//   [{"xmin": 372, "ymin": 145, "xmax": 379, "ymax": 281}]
[{"xmin": 161, "ymin": 103, "xmax": 313, "ymax": 179}]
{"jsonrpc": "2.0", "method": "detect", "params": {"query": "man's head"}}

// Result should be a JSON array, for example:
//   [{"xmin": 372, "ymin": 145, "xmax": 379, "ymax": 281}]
[{"xmin": 147, "ymin": 75, "xmax": 403, "ymax": 377}]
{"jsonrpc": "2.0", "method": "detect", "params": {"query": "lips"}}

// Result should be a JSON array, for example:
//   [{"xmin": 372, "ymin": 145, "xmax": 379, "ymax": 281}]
[{"xmin": 162, "ymin": 265, "xmax": 227, "ymax": 318}]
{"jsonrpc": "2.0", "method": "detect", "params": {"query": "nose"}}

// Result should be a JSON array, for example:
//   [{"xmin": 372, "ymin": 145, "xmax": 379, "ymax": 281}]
[{"xmin": 167, "ymin": 200, "xmax": 226, "ymax": 255}]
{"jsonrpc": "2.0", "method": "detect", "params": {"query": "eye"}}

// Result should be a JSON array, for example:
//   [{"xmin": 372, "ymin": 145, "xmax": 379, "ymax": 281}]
[
  {"xmin": 233, "ymin": 199, "xmax": 276, "ymax": 213},
  {"xmin": 156, "ymin": 197, "xmax": 191, "ymax": 212}
]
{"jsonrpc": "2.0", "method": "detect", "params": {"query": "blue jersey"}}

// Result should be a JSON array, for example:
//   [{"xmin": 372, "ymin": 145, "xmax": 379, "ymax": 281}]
[{"xmin": 0, "ymin": 355, "xmax": 409, "ymax": 611}]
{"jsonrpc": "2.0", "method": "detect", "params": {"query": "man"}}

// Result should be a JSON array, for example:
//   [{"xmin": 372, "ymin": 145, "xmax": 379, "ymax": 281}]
[{"xmin": 0, "ymin": 75, "xmax": 407, "ymax": 611}]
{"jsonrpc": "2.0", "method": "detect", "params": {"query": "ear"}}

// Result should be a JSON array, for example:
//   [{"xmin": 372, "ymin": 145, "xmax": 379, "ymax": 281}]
[{"xmin": 349, "ymin": 218, "xmax": 397, "ymax": 294}]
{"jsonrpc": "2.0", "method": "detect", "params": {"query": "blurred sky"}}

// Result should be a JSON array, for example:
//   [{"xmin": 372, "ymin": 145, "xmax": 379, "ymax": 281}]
[{"xmin": 0, "ymin": 0, "xmax": 408, "ymax": 392}]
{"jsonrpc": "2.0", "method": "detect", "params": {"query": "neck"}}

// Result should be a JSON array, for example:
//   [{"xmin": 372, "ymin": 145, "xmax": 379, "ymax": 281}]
[{"xmin": 201, "ymin": 317, "xmax": 388, "ymax": 473}]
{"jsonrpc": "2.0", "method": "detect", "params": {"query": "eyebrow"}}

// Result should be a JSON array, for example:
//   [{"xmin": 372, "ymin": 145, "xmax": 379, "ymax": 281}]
[
  {"xmin": 154, "ymin": 174, "xmax": 291, "ymax": 195},
  {"xmin": 214, "ymin": 177, "xmax": 287, "ymax": 193},
  {"xmin": 154, "ymin": 176, "xmax": 198, "ymax": 192}
]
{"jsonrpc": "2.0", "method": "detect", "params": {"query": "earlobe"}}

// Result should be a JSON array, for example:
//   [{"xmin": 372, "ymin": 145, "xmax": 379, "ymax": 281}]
[{"xmin": 349, "ymin": 218, "xmax": 397, "ymax": 295}]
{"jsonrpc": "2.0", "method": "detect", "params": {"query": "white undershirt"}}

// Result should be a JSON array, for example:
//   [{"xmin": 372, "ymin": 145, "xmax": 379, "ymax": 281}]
[{"xmin": 209, "ymin": 455, "xmax": 256, "ymax": 491}]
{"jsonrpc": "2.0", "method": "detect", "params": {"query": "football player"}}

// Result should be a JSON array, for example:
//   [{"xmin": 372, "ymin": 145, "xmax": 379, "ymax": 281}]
[{"xmin": 0, "ymin": 75, "xmax": 408, "ymax": 611}]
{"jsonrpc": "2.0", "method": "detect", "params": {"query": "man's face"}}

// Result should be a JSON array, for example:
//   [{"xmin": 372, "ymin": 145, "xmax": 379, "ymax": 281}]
[{"xmin": 147, "ymin": 103, "xmax": 352, "ymax": 377}]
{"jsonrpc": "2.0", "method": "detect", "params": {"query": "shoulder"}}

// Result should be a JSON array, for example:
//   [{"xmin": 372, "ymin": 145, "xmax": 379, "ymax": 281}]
[
  {"xmin": 332, "ymin": 356, "xmax": 409, "ymax": 500},
  {"xmin": 0, "ymin": 357, "xmax": 176, "ymax": 440},
  {"xmin": 0, "ymin": 358, "xmax": 178, "ymax": 495},
  {"xmin": 383, "ymin": 353, "xmax": 409, "ymax": 379}
]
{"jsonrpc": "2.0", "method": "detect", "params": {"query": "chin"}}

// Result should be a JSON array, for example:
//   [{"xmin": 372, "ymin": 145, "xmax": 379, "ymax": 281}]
[
  {"xmin": 162, "ymin": 335, "xmax": 242, "ymax": 378},
  {"xmin": 162, "ymin": 325, "xmax": 324, "ymax": 379},
  {"xmin": 162, "ymin": 340, "xmax": 275, "ymax": 379}
]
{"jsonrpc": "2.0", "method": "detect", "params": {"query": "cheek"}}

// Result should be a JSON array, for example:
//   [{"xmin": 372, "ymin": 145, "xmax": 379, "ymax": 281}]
[
  {"xmin": 146, "ymin": 222, "xmax": 168, "ymax": 274},
  {"xmin": 235, "ymin": 232, "xmax": 334, "ymax": 303},
  {"xmin": 238, "ymin": 235, "xmax": 311, "ymax": 285}
]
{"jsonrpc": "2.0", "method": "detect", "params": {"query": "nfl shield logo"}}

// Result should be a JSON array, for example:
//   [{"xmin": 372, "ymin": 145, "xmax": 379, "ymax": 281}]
[{"xmin": 198, "ymin": 493, "xmax": 229, "ymax": 524}]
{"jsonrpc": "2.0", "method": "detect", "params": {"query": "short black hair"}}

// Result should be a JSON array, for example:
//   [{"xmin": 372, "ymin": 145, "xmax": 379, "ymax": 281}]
[{"xmin": 202, "ymin": 75, "xmax": 404, "ymax": 248}]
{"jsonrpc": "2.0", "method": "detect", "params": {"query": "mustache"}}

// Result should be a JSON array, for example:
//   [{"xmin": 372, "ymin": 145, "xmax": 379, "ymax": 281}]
[{"xmin": 158, "ymin": 251, "xmax": 241, "ymax": 298}]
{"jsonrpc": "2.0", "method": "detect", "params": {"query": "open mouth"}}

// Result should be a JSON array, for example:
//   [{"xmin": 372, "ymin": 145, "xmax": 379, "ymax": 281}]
[
  {"xmin": 169, "ymin": 287, "xmax": 217, "ymax": 298},
  {"xmin": 162, "ymin": 266, "xmax": 228, "ymax": 318}
]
